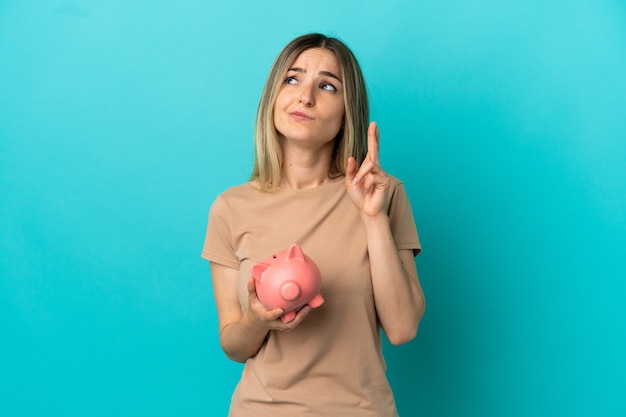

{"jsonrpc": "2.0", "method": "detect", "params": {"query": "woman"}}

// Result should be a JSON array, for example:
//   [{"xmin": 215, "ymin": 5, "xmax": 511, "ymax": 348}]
[{"xmin": 202, "ymin": 33, "xmax": 425, "ymax": 417}]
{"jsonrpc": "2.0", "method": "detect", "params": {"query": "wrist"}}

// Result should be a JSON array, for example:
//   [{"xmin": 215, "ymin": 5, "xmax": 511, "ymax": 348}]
[
  {"xmin": 360, "ymin": 211, "xmax": 389, "ymax": 225},
  {"xmin": 360, "ymin": 212, "xmax": 394, "ymax": 241},
  {"xmin": 240, "ymin": 309, "xmax": 271, "ymax": 336}
]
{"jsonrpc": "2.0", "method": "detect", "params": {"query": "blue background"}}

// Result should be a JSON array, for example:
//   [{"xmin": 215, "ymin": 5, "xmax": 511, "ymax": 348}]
[{"xmin": 1, "ymin": 1, "xmax": 625, "ymax": 416}]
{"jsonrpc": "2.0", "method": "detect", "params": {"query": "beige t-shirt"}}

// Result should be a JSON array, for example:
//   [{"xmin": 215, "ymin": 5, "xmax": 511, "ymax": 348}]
[{"xmin": 202, "ymin": 175, "xmax": 421, "ymax": 417}]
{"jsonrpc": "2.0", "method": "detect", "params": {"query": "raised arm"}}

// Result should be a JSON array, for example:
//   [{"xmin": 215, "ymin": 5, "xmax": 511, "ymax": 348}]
[{"xmin": 345, "ymin": 122, "xmax": 426, "ymax": 345}]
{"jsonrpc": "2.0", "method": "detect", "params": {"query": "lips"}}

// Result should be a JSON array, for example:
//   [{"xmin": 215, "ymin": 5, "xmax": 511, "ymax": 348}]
[{"xmin": 289, "ymin": 111, "xmax": 313, "ymax": 121}]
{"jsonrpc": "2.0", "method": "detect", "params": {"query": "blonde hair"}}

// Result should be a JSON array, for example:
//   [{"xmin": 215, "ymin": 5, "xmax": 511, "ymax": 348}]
[{"xmin": 250, "ymin": 33, "xmax": 369, "ymax": 190}]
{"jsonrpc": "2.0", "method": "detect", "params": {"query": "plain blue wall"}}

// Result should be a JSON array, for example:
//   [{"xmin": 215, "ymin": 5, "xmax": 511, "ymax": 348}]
[{"xmin": 1, "ymin": 1, "xmax": 625, "ymax": 416}]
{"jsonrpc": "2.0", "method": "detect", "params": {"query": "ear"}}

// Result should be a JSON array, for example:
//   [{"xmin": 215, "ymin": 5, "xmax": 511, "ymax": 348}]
[
  {"xmin": 286, "ymin": 244, "xmax": 305, "ymax": 261},
  {"xmin": 251, "ymin": 262, "xmax": 270, "ymax": 281}
]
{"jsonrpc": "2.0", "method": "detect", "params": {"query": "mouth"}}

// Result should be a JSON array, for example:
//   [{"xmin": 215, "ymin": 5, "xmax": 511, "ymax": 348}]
[{"xmin": 289, "ymin": 111, "xmax": 313, "ymax": 121}]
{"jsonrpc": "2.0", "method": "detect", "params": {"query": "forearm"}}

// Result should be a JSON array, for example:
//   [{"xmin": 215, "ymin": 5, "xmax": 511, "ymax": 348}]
[
  {"xmin": 219, "ymin": 311, "xmax": 270, "ymax": 363},
  {"xmin": 362, "ymin": 213, "xmax": 425, "ymax": 345}
]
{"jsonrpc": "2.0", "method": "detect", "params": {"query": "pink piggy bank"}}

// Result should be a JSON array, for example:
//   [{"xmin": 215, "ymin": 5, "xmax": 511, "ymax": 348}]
[{"xmin": 251, "ymin": 243, "xmax": 324, "ymax": 323}]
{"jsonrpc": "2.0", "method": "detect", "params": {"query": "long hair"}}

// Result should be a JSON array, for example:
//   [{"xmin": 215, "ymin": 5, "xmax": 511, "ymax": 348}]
[{"xmin": 250, "ymin": 33, "xmax": 369, "ymax": 190}]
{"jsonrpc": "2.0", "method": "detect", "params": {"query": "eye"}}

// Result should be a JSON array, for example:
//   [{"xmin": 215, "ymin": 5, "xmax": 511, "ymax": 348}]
[
  {"xmin": 321, "ymin": 82, "xmax": 337, "ymax": 92},
  {"xmin": 285, "ymin": 76, "xmax": 298, "ymax": 85}
]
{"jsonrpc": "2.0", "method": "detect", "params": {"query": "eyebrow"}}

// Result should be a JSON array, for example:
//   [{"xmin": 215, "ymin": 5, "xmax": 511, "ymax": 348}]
[{"xmin": 287, "ymin": 67, "xmax": 342, "ymax": 83}]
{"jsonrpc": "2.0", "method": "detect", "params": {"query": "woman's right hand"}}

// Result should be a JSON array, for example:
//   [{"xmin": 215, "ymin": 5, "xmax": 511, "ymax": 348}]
[
  {"xmin": 210, "ymin": 262, "xmax": 311, "ymax": 362},
  {"xmin": 243, "ymin": 277, "xmax": 312, "ymax": 332}
]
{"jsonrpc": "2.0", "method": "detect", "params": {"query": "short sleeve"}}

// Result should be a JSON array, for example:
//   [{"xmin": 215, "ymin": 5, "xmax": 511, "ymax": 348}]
[
  {"xmin": 387, "ymin": 180, "xmax": 421, "ymax": 256},
  {"xmin": 201, "ymin": 195, "xmax": 241, "ymax": 269}
]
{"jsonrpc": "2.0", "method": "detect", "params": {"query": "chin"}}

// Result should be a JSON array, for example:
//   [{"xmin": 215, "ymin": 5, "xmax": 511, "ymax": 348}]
[
  {"xmin": 278, "ymin": 128, "xmax": 314, "ymax": 142},
  {"xmin": 285, "ymin": 134, "xmax": 335, "ymax": 146}
]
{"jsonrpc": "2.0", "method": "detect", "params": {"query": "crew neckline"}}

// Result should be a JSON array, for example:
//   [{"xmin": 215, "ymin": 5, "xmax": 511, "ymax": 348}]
[{"xmin": 249, "ymin": 176, "xmax": 346, "ymax": 194}]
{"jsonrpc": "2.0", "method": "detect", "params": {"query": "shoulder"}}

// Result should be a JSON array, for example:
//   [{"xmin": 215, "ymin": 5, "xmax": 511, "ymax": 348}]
[
  {"xmin": 385, "ymin": 174, "xmax": 415, "ymax": 211},
  {"xmin": 387, "ymin": 174, "xmax": 407, "ymax": 195},
  {"xmin": 208, "ymin": 181, "xmax": 259, "ymax": 215},
  {"xmin": 213, "ymin": 181, "xmax": 260, "ymax": 203},
  {"xmin": 388, "ymin": 174, "xmax": 404, "ymax": 188}
]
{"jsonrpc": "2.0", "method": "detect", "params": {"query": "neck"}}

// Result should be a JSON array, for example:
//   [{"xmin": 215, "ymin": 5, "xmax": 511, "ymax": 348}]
[
  {"xmin": 279, "ymin": 144, "xmax": 334, "ymax": 189},
  {"xmin": 280, "ymin": 164, "xmax": 331, "ymax": 189}
]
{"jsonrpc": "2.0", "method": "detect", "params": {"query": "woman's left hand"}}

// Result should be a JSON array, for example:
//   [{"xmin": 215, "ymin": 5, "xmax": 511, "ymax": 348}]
[{"xmin": 346, "ymin": 121, "xmax": 390, "ymax": 218}]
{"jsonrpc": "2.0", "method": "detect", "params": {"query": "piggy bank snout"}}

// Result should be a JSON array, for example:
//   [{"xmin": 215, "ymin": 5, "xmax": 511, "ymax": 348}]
[{"xmin": 279, "ymin": 280, "xmax": 301, "ymax": 301}]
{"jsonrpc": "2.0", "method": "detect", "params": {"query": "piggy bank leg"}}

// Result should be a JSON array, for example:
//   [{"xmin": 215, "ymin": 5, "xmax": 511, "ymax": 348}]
[
  {"xmin": 280, "ymin": 310, "xmax": 297, "ymax": 323},
  {"xmin": 308, "ymin": 294, "xmax": 325, "ymax": 308}
]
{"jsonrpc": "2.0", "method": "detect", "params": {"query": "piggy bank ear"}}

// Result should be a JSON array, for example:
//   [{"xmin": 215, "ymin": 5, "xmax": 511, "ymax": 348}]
[
  {"xmin": 286, "ymin": 244, "xmax": 305, "ymax": 261},
  {"xmin": 251, "ymin": 262, "xmax": 270, "ymax": 281}
]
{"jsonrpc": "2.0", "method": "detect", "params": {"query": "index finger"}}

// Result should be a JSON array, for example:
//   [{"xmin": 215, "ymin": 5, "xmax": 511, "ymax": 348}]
[{"xmin": 367, "ymin": 121, "xmax": 380, "ymax": 162}]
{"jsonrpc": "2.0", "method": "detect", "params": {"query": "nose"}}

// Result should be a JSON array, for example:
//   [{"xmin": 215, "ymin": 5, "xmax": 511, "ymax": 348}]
[{"xmin": 299, "ymin": 83, "xmax": 315, "ymax": 107}]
